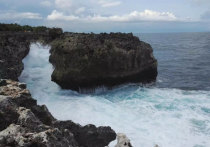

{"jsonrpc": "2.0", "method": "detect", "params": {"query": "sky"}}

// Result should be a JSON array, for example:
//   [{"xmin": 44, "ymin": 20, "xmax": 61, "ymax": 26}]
[{"xmin": 0, "ymin": 0, "xmax": 210, "ymax": 33}]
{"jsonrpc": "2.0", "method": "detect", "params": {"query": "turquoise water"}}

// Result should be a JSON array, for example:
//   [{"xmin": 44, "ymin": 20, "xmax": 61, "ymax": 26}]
[{"xmin": 19, "ymin": 33, "xmax": 210, "ymax": 147}]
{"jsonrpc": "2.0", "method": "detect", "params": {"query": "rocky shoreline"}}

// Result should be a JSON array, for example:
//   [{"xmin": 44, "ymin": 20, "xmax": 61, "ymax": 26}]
[
  {"xmin": 0, "ymin": 79, "xmax": 116, "ymax": 147},
  {"xmin": 0, "ymin": 31, "xmax": 158, "ymax": 146}
]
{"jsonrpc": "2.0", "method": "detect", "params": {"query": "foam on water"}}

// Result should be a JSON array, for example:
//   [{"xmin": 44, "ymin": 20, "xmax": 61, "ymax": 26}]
[{"xmin": 19, "ymin": 43, "xmax": 210, "ymax": 147}]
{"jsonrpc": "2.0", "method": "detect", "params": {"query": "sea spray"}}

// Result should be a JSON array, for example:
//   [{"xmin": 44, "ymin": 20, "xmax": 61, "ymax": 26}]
[{"xmin": 19, "ymin": 43, "xmax": 210, "ymax": 147}]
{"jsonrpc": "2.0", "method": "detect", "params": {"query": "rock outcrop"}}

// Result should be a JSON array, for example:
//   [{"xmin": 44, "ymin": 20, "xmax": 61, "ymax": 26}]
[
  {"xmin": 50, "ymin": 32, "xmax": 158, "ymax": 92},
  {"xmin": 115, "ymin": 133, "xmax": 132, "ymax": 147},
  {"xmin": 0, "ymin": 79, "xmax": 116, "ymax": 147},
  {"xmin": 0, "ymin": 32, "xmax": 52, "ymax": 81}
]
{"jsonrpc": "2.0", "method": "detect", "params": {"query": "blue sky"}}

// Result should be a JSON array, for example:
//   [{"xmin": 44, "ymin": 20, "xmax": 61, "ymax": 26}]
[{"xmin": 0, "ymin": 0, "xmax": 210, "ymax": 33}]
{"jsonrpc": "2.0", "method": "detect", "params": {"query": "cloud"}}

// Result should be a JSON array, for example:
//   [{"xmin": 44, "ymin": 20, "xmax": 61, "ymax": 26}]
[
  {"xmin": 40, "ymin": 1, "xmax": 52, "ymax": 7},
  {"xmin": 47, "ymin": 9, "xmax": 179, "ymax": 22},
  {"xmin": 47, "ymin": 10, "xmax": 79, "ymax": 21},
  {"xmin": 200, "ymin": 10, "xmax": 210, "ymax": 20},
  {"xmin": 0, "ymin": 12, "xmax": 42, "ymax": 20},
  {"xmin": 92, "ymin": 0, "xmax": 122, "ymax": 7},
  {"xmin": 55, "ymin": 0, "xmax": 73, "ymax": 9},
  {"xmin": 75, "ymin": 7, "xmax": 86, "ymax": 14}
]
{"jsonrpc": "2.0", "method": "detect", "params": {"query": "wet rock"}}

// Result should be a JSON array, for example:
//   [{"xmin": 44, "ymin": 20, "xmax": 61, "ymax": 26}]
[
  {"xmin": 54, "ymin": 121, "xmax": 116, "ymax": 147},
  {"xmin": 50, "ymin": 32, "xmax": 158, "ymax": 92},
  {"xmin": 115, "ymin": 133, "xmax": 132, "ymax": 147}
]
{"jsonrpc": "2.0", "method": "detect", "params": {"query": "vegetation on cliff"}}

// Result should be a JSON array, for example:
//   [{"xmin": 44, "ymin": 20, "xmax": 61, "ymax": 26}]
[{"xmin": 0, "ymin": 23, "xmax": 49, "ymax": 33}]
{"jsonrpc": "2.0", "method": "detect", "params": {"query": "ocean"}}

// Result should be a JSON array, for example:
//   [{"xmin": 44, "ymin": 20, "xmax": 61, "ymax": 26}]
[{"xmin": 19, "ymin": 32, "xmax": 210, "ymax": 147}]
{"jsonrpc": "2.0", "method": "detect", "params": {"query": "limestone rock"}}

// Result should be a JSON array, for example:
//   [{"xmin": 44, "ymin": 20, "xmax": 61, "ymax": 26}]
[
  {"xmin": 0, "ymin": 79, "xmax": 117, "ymax": 147},
  {"xmin": 54, "ymin": 121, "xmax": 116, "ymax": 147},
  {"xmin": 0, "ymin": 124, "xmax": 78, "ymax": 147},
  {"xmin": 115, "ymin": 133, "xmax": 132, "ymax": 147},
  {"xmin": 0, "ymin": 80, "xmax": 55, "ymax": 131},
  {"xmin": 50, "ymin": 32, "xmax": 158, "ymax": 92},
  {"xmin": 0, "ymin": 32, "xmax": 52, "ymax": 81}
]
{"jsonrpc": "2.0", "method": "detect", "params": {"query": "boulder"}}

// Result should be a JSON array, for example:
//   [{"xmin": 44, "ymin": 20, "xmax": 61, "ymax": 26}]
[
  {"xmin": 54, "ymin": 121, "xmax": 116, "ymax": 147},
  {"xmin": 115, "ymin": 133, "xmax": 132, "ymax": 147},
  {"xmin": 50, "ymin": 32, "xmax": 158, "ymax": 92}
]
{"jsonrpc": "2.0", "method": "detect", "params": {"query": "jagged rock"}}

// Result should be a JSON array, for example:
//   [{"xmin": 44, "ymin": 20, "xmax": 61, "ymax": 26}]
[
  {"xmin": 17, "ymin": 83, "xmax": 26, "ymax": 89},
  {"xmin": 0, "ymin": 80, "xmax": 117, "ymax": 147},
  {"xmin": 0, "ymin": 79, "xmax": 7, "ymax": 86},
  {"xmin": 54, "ymin": 120, "xmax": 116, "ymax": 147},
  {"xmin": 17, "ymin": 107, "xmax": 49, "ymax": 132},
  {"xmin": 115, "ymin": 133, "xmax": 132, "ymax": 147},
  {"xmin": 0, "ymin": 80, "xmax": 55, "ymax": 130},
  {"xmin": 50, "ymin": 32, "xmax": 158, "ymax": 92},
  {"xmin": 0, "ymin": 124, "xmax": 78, "ymax": 147},
  {"xmin": 0, "ymin": 32, "xmax": 53, "ymax": 81},
  {"xmin": 0, "ymin": 95, "xmax": 19, "ymax": 131}
]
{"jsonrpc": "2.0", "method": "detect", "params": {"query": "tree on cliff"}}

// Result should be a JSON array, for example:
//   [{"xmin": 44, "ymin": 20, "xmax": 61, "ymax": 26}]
[
  {"xmin": 0, "ymin": 23, "xmax": 50, "ymax": 33},
  {"xmin": 33, "ymin": 26, "xmax": 48, "ymax": 33}
]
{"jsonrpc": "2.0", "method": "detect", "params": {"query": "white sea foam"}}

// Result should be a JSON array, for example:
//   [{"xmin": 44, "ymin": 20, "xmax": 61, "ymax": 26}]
[{"xmin": 19, "ymin": 43, "xmax": 210, "ymax": 147}]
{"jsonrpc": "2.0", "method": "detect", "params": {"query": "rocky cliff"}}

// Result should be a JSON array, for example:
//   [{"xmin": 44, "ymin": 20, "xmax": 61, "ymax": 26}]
[
  {"xmin": 0, "ymin": 32, "xmax": 52, "ymax": 81},
  {"xmin": 50, "ymin": 32, "xmax": 158, "ymax": 92},
  {"xmin": 0, "ymin": 31, "xmax": 159, "ymax": 146}
]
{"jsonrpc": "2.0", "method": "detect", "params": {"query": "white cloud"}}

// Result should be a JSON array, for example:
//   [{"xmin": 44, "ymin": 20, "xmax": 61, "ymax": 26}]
[
  {"xmin": 47, "ymin": 9, "xmax": 179, "ymax": 22},
  {"xmin": 75, "ymin": 7, "xmax": 86, "ymax": 14},
  {"xmin": 40, "ymin": 1, "xmax": 52, "ymax": 7},
  {"xmin": 92, "ymin": 0, "xmax": 122, "ymax": 7},
  {"xmin": 55, "ymin": 0, "xmax": 73, "ymax": 9},
  {"xmin": 47, "ymin": 10, "xmax": 79, "ymax": 21},
  {"xmin": 0, "ymin": 12, "xmax": 42, "ymax": 20}
]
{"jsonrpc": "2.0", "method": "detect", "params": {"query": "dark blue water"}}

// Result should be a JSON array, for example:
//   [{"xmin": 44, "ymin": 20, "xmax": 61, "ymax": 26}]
[
  {"xmin": 137, "ymin": 32, "xmax": 210, "ymax": 91},
  {"xmin": 19, "ymin": 33, "xmax": 210, "ymax": 147}
]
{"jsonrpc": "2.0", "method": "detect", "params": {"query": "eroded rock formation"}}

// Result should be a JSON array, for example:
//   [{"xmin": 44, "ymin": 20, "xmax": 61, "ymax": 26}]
[
  {"xmin": 50, "ymin": 32, "xmax": 158, "ymax": 92},
  {"xmin": 0, "ymin": 31, "xmax": 159, "ymax": 146},
  {"xmin": 0, "ymin": 79, "xmax": 116, "ymax": 147},
  {"xmin": 0, "ymin": 32, "xmax": 52, "ymax": 81}
]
